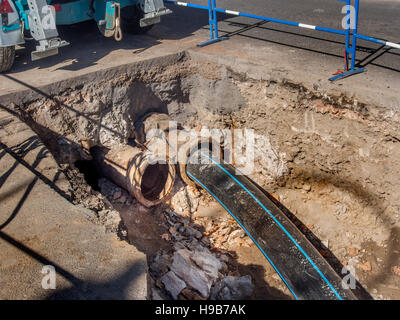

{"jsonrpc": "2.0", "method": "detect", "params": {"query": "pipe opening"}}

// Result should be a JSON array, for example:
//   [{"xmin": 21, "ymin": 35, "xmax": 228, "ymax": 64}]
[{"xmin": 141, "ymin": 163, "xmax": 170, "ymax": 201}]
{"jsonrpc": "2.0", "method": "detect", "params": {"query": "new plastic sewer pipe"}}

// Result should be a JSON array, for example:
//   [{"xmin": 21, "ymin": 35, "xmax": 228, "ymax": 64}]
[{"xmin": 185, "ymin": 148, "xmax": 357, "ymax": 300}]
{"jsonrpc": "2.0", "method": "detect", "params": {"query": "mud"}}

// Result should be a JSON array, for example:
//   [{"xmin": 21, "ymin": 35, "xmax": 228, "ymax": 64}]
[{"xmin": 5, "ymin": 51, "xmax": 400, "ymax": 300}]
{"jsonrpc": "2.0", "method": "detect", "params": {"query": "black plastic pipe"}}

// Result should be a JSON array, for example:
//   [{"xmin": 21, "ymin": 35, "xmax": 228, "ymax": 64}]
[{"xmin": 186, "ymin": 150, "xmax": 356, "ymax": 300}]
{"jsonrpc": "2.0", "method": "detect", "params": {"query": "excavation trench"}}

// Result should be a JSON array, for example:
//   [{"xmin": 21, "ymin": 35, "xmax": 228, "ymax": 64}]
[{"xmin": 6, "ymin": 52, "xmax": 400, "ymax": 300}]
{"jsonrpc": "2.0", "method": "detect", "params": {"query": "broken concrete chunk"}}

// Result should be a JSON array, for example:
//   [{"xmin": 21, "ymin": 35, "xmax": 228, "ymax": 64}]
[
  {"xmin": 149, "ymin": 261, "xmax": 169, "ymax": 279},
  {"xmin": 184, "ymin": 226, "xmax": 203, "ymax": 239},
  {"xmin": 113, "ymin": 190, "xmax": 122, "ymax": 200},
  {"xmin": 229, "ymin": 229, "xmax": 246, "ymax": 240},
  {"xmin": 190, "ymin": 250, "xmax": 223, "ymax": 280},
  {"xmin": 210, "ymin": 275, "xmax": 254, "ymax": 300},
  {"xmin": 170, "ymin": 249, "xmax": 212, "ymax": 298},
  {"xmin": 180, "ymin": 287, "xmax": 207, "ymax": 300},
  {"xmin": 151, "ymin": 288, "xmax": 165, "ymax": 300},
  {"xmin": 97, "ymin": 209, "xmax": 121, "ymax": 233},
  {"xmin": 161, "ymin": 271, "xmax": 187, "ymax": 300}
]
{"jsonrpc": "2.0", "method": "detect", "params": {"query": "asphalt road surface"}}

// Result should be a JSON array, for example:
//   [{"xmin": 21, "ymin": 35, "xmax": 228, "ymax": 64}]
[
  {"xmin": 8, "ymin": 0, "xmax": 400, "ymax": 77},
  {"xmin": 164, "ymin": 0, "xmax": 400, "ymax": 72}
]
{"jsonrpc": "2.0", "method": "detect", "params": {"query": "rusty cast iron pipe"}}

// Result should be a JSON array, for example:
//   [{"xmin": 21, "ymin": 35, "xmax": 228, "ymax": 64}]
[
  {"xmin": 135, "ymin": 112, "xmax": 223, "ymax": 187},
  {"xmin": 94, "ymin": 145, "xmax": 176, "ymax": 207}
]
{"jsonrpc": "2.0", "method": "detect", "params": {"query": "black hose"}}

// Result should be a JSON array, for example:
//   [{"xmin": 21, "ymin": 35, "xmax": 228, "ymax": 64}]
[{"xmin": 186, "ymin": 149, "xmax": 357, "ymax": 300}]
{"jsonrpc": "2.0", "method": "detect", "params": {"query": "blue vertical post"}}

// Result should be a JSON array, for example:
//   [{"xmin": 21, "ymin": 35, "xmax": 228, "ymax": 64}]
[
  {"xmin": 350, "ymin": 0, "xmax": 360, "ymax": 70},
  {"xmin": 207, "ymin": 0, "xmax": 214, "ymax": 40},
  {"xmin": 329, "ymin": 0, "xmax": 365, "ymax": 81},
  {"xmin": 212, "ymin": 0, "xmax": 219, "ymax": 39},
  {"xmin": 344, "ymin": 0, "xmax": 351, "ymax": 70},
  {"xmin": 198, "ymin": 0, "xmax": 228, "ymax": 47}
]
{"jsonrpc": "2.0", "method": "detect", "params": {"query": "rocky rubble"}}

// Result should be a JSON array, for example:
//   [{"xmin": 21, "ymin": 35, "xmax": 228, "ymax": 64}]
[
  {"xmin": 69, "ymin": 170, "xmax": 255, "ymax": 300},
  {"xmin": 168, "ymin": 180, "xmax": 201, "ymax": 217},
  {"xmin": 148, "ymin": 194, "xmax": 255, "ymax": 300},
  {"xmin": 168, "ymin": 182, "xmax": 254, "ymax": 250},
  {"xmin": 64, "ymin": 166, "xmax": 123, "ymax": 234},
  {"xmin": 195, "ymin": 216, "xmax": 253, "ymax": 250},
  {"xmin": 210, "ymin": 275, "xmax": 254, "ymax": 300},
  {"xmin": 149, "ymin": 243, "xmax": 253, "ymax": 300},
  {"xmin": 98, "ymin": 177, "xmax": 134, "ymax": 206}
]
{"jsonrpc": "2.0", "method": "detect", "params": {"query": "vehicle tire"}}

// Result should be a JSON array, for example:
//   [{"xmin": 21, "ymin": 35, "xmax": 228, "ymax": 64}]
[
  {"xmin": 121, "ymin": 4, "xmax": 154, "ymax": 34},
  {"xmin": 0, "ymin": 46, "xmax": 15, "ymax": 73}
]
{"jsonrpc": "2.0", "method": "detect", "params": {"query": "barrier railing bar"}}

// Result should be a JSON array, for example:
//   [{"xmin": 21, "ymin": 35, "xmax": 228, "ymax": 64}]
[
  {"xmin": 164, "ymin": 0, "xmax": 209, "ymax": 11},
  {"xmin": 225, "ymin": 21, "xmax": 400, "ymax": 58},
  {"xmin": 225, "ymin": 21, "xmax": 346, "ymax": 46},
  {"xmin": 213, "ymin": 7, "xmax": 347, "ymax": 36},
  {"xmin": 356, "ymin": 34, "xmax": 400, "ymax": 50}
]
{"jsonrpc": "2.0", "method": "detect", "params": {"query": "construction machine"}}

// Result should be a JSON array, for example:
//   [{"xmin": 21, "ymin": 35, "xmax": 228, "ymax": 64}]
[{"xmin": 0, "ymin": 0, "xmax": 171, "ymax": 71}]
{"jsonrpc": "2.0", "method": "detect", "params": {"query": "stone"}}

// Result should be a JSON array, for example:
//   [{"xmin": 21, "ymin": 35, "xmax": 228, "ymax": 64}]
[
  {"xmin": 149, "ymin": 261, "xmax": 169, "ymax": 278},
  {"xmin": 117, "ymin": 194, "xmax": 126, "ymax": 203},
  {"xmin": 97, "ymin": 209, "xmax": 121, "ymax": 233},
  {"xmin": 229, "ymin": 229, "xmax": 245, "ymax": 240},
  {"xmin": 210, "ymin": 275, "xmax": 254, "ymax": 300},
  {"xmin": 200, "ymin": 236, "xmax": 211, "ymax": 247},
  {"xmin": 348, "ymin": 247, "xmax": 359, "ymax": 257},
  {"xmin": 169, "ymin": 225, "xmax": 179, "ymax": 236},
  {"xmin": 152, "ymin": 288, "xmax": 164, "ymax": 300},
  {"xmin": 149, "ymin": 253, "xmax": 170, "ymax": 278},
  {"xmin": 219, "ymin": 227, "xmax": 232, "ymax": 236},
  {"xmin": 184, "ymin": 226, "xmax": 203, "ymax": 239},
  {"xmin": 170, "ymin": 249, "xmax": 212, "ymax": 298},
  {"xmin": 190, "ymin": 250, "xmax": 223, "ymax": 280},
  {"xmin": 270, "ymin": 193, "xmax": 280, "ymax": 202},
  {"xmin": 113, "ymin": 190, "xmax": 122, "ymax": 200},
  {"xmin": 359, "ymin": 261, "xmax": 372, "ymax": 272},
  {"xmin": 161, "ymin": 233, "xmax": 171, "ymax": 241},
  {"xmin": 180, "ymin": 287, "xmax": 207, "ymax": 300},
  {"xmin": 161, "ymin": 271, "xmax": 187, "ymax": 300},
  {"xmin": 173, "ymin": 242, "xmax": 186, "ymax": 251},
  {"xmin": 391, "ymin": 266, "xmax": 400, "ymax": 276}
]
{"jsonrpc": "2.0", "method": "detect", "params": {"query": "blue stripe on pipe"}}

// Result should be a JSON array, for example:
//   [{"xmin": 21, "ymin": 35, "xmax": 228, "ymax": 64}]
[
  {"xmin": 186, "ymin": 170, "xmax": 299, "ymax": 300},
  {"xmin": 200, "ymin": 152, "xmax": 343, "ymax": 300}
]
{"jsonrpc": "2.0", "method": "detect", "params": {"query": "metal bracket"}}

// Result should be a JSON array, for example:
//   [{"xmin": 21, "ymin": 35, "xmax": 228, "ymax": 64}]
[
  {"xmin": 31, "ymin": 37, "xmax": 69, "ymax": 61},
  {"xmin": 139, "ymin": 0, "xmax": 172, "ymax": 27},
  {"xmin": 328, "ymin": 67, "xmax": 366, "ymax": 81},
  {"xmin": 198, "ymin": 37, "xmax": 228, "ymax": 47}
]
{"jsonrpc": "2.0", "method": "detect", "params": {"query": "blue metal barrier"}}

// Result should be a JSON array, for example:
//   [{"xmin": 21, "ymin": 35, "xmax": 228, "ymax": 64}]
[{"xmin": 164, "ymin": 0, "xmax": 399, "ymax": 81}]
